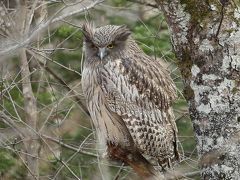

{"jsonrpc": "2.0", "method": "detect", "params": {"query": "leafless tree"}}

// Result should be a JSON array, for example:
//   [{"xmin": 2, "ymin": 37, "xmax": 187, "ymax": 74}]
[{"xmin": 0, "ymin": 0, "xmax": 102, "ymax": 179}]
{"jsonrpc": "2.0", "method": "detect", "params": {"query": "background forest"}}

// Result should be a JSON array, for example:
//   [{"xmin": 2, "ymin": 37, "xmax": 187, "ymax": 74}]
[{"xmin": 0, "ymin": 0, "xmax": 198, "ymax": 179}]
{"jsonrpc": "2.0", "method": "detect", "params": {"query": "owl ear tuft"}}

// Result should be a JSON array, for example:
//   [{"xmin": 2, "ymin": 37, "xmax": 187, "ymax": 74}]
[
  {"xmin": 115, "ymin": 25, "xmax": 131, "ymax": 41},
  {"xmin": 82, "ymin": 22, "xmax": 94, "ymax": 42}
]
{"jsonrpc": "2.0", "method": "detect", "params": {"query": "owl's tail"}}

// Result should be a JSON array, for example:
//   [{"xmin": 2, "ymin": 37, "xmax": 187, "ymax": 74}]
[
  {"xmin": 107, "ymin": 142, "xmax": 165, "ymax": 179},
  {"xmin": 173, "ymin": 131, "xmax": 180, "ymax": 162}
]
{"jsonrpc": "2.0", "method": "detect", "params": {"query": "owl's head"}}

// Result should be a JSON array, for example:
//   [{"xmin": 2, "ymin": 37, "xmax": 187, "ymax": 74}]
[{"xmin": 82, "ymin": 23, "xmax": 131, "ymax": 60}]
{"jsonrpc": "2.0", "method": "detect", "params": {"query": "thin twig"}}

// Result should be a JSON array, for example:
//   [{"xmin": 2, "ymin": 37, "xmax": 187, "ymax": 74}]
[
  {"xmin": 127, "ymin": 0, "xmax": 158, "ymax": 8},
  {"xmin": 113, "ymin": 163, "xmax": 125, "ymax": 180},
  {"xmin": 165, "ymin": 170, "xmax": 200, "ymax": 180},
  {"xmin": 41, "ymin": 134, "xmax": 97, "ymax": 157},
  {"xmin": 53, "ymin": 132, "xmax": 93, "ymax": 179}
]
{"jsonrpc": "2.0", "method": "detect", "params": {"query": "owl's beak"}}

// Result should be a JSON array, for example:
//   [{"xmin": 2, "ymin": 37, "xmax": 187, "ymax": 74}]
[{"xmin": 98, "ymin": 48, "xmax": 106, "ymax": 60}]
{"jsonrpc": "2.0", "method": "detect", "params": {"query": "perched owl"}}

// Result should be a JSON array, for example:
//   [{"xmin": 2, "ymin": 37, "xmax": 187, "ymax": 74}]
[{"xmin": 81, "ymin": 23, "xmax": 179, "ymax": 168}]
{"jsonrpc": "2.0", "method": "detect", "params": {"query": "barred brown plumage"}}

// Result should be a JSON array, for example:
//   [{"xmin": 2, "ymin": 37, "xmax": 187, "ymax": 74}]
[{"xmin": 81, "ymin": 22, "xmax": 179, "ymax": 168}]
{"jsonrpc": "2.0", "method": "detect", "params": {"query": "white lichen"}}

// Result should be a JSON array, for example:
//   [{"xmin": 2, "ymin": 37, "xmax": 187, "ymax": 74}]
[
  {"xmin": 221, "ymin": 53, "xmax": 240, "ymax": 72},
  {"xmin": 191, "ymin": 64, "xmax": 200, "ymax": 77},
  {"xmin": 199, "ymin": 39, "xmax": 214, "ymax": 52},
  {"xmin": 199, "ymin": 137, "xmax": 214, "ymax": 152},
  {"xmin": 221, "ymin": 30, "xmax": 240, "ymax": 71},
  {"xmin": 174, "ymin": 3, "xmax": 191, "ymax": 44},
  {"xmin": 230, "ymin": 55, "xmax": 240, "ymax": 69},
  {"xmin": 208, "ymin": 78, "xmax": 234, "ymax": 113},
  {"xmin": 234, "ymin": 7, "xmax": 240, "ymax": 19},
  {"xmin": 229, "ymin": 29, "xmax": 240, "ymax": 46},
  {"xmin": 200, "ymin": 136, "xmax": 227, "ymax": 152},
  {"xmin": 220, "ymin": 165, "xmax": 234, "ymax": 173},
  {"xmin": 210, "ymin": 4, "xmax": 217, "ymax": 11},
  {"xmin": 193, "ymin": 37, "xmax": 200, "ymax": 44},
  {"xmin": 231, "ymin": 21, "xmax": 237, "ymax": 29},
  {"xmin": 202, "ymin": 74, "xmax": 219, "ymax": 81},
  {"xmin": 221, "ymin": 55, "xmax": 231, "ymax": 71},
  {"xmin": 190, "ymin": 81, "xmax": 211, "ymax": 113},
  {"xmin": 216, "ymin": 136, "xmax": 224, "ymax": 145},
  {"xmin": 197, "ymin": 103, "xmax": 211, "ymax": 114},
  {"xmin": 191, "ymin": 74, "xmax": 235, "ymax": 114}
]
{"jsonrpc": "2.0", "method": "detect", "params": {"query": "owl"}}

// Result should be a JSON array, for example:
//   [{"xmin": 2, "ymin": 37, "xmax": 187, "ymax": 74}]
[{"xmin": 81, "ymin": 23, "xmax": 179, "ymax": 168}]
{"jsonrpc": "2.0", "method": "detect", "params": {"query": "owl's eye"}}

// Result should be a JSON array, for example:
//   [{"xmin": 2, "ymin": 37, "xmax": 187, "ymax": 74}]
[{"xmin": 107, "ymin": 43, "xmax": 114, "ymax": 49}]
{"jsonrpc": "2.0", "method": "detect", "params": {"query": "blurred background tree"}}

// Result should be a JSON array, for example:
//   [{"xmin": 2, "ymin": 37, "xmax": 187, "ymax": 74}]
[{"xmin": 0, "ymin": 0, "xmax": 198, "ymax": 179}]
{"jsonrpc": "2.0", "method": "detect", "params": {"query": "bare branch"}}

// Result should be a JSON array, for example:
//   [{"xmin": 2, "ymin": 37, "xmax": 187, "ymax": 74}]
[
  {"xmin": 0, "ymin": 112, "xmax": 24, "ymax": 137},
  {"xmin": 41, "ymin": 134, "xmax": 97, "ymax": 158},
  {"xmin": 53, "ymin": 132, "xmax": 93, "ymax": 179},
  {"xmin": 0, "ymin": 0, "xmax": 104, "ymax": 56},
  {"xmin": 127, "ymin": 0, "xmax": 158, "ymax": 8},
  {"xmin": 29, "ymin": 49, "xmax": 90, "ymax": 116},
  {"xmin": 165, "ymin": 170, "xmax": 200, "ymax": 180}
]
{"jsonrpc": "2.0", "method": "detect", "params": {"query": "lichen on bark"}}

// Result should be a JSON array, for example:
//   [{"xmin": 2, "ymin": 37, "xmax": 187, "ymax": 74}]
[{"xmin": 156, "ymin": 0, "xmax": 240, "ymax": 179}]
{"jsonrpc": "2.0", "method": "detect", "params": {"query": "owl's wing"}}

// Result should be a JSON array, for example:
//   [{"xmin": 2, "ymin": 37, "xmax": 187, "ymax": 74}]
[
  {"xmin": 99, "ymin": 54, "xmax": 177, "ymax": 117},
  {"xmin": 98, "ymin": 55, "xmax": 178, "ymax": 162},
  {"xmin": 120, "ymin": 54, "xmax": 177, "ymax": 110}
]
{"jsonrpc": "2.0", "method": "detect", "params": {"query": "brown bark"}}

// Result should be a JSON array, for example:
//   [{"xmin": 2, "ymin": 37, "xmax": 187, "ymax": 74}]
[
  {"xmin": 17, "ymin": 1, "xmax": 42, "ymax": 179},
  {"xmin": 20, "ymin": 48, "xmax": 39, "ymax": 180},
  {"xmin": 155, "ymin": 0, "xmax": 240, "ymax": 179}
]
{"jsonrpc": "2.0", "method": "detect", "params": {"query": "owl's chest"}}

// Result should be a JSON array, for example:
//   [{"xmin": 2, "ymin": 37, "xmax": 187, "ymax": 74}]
[{"xmin": 82, "ymin": 66, "xmax": 102, "ymax": 102}]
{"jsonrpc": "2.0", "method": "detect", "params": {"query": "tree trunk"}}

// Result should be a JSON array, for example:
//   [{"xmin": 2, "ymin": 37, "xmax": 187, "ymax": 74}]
[
  {"xmin": 17, "ymin": 2, "xmax": 40, "ymax": 179},
  {"xmin": 155, "ymin": 1, "xmax": 240, "ymax": 179}
]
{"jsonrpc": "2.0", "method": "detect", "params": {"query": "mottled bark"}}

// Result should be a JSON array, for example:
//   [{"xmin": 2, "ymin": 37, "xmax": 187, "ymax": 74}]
[{"xmin": 155, "ymin": 0, "xmax": 240, "ymax": 179}]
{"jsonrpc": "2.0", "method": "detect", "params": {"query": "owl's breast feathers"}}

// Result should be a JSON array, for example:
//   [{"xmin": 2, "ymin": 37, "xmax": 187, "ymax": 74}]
[{"xmin": 97, "ymin": 54, "xmax": 179, "ymax": 166}]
